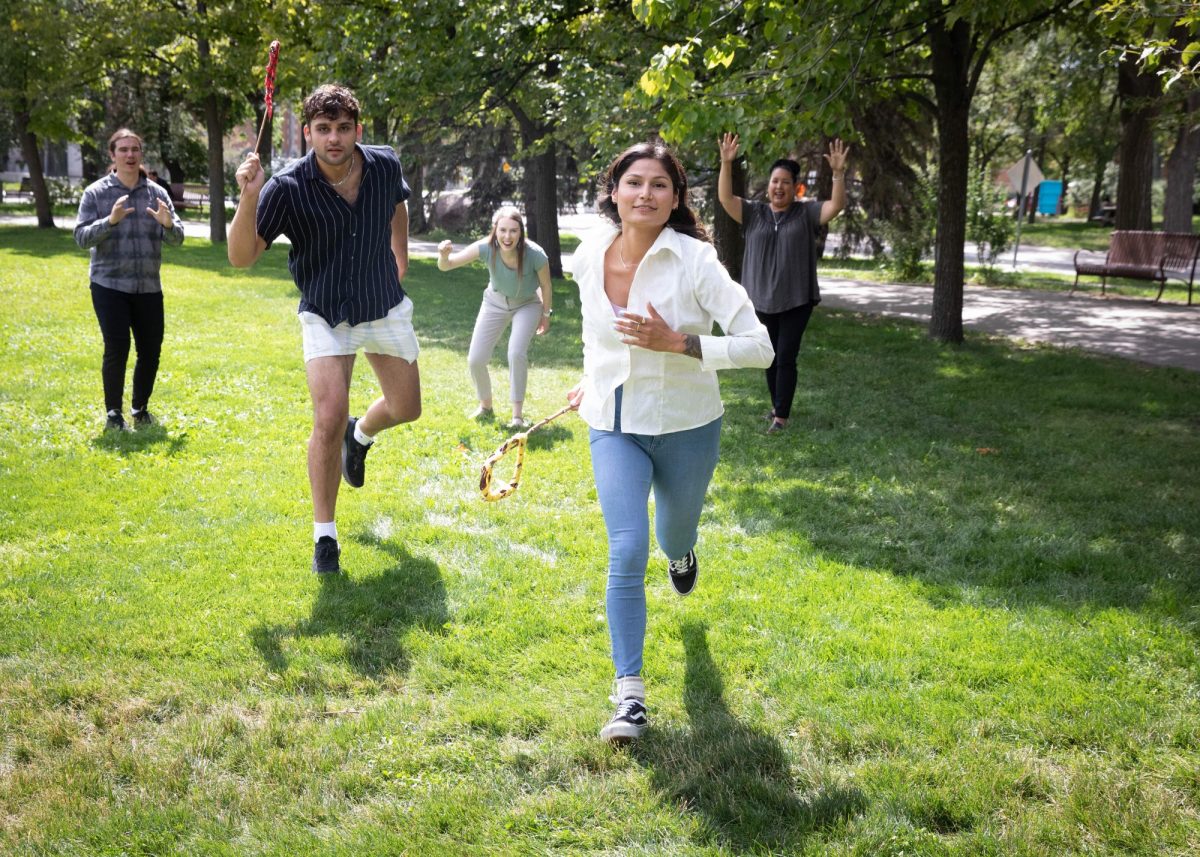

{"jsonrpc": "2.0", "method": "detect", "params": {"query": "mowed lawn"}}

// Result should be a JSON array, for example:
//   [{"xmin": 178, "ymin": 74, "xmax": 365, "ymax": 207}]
[{"xmin": 0, "ymin": 225, "xmax": 1198, "ymax": 856}]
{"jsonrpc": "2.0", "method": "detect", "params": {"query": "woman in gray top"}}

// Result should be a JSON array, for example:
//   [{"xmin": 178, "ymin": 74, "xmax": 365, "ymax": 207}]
[{"xmin": 717, "ymin": 134, "xmax": 849, "ymax": 433}]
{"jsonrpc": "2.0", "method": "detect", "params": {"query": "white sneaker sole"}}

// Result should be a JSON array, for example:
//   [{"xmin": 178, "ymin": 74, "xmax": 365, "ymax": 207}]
[{"xmin": 601, "ymin": 720, "xmax": 647, "ymax": 743}]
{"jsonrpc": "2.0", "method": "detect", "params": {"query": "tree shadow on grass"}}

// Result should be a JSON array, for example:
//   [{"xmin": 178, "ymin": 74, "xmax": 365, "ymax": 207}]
[
  {"xmin": 251, "ymin": 535, "xmax": 448, "ymax": 678},
  {"xmin": 635, "ymin": 622, "xmax": 865, "ymax": 852},
  {"xmin": 708, "ymin": 310, "xmax": 1200, "ymax": 623}
]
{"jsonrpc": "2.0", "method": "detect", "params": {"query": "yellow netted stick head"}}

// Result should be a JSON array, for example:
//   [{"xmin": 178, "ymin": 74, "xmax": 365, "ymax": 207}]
[{"xmin": 479, "ymin": 434, "xmax": 527, "ymax": 502}]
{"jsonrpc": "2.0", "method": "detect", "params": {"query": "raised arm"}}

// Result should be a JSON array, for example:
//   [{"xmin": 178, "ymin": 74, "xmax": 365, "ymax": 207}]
[
  {"xmin": 228, "ymin": 153, "xmax": 268, "ymax": 267},
  {"xmin": 717, "ymin": 133, "xmax": 743, "ymax": 224},
  {"xmin": 819, "ymin": 138, "xmax": 850, "ymax": 226},
  {"xmin": 436, "ymin": 240, "xmax": 481, "ymax": 271}
]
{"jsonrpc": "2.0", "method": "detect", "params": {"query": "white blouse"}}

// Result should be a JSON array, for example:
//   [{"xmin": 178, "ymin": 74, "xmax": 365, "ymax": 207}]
[{"xmin": 574, "ymin": 223, "xmax": 774, "ymax": 434}]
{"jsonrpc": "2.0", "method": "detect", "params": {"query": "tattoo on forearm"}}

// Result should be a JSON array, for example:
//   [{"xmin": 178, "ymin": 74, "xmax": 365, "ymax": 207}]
[{"xmin": 682, "ymin": 333, "xmax": 703, "ymax": 360}]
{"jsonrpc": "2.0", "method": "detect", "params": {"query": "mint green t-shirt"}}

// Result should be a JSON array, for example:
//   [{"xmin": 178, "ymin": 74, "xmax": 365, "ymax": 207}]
[{"xmin": 476, "ymin": 240, "xmax": 548, "ymax": 300}]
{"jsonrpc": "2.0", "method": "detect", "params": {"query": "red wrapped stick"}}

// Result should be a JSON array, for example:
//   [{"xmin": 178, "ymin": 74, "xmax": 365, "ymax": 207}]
[{"xmin": 254, "ymin": 41, "xmax": 281, "ymax": 153}]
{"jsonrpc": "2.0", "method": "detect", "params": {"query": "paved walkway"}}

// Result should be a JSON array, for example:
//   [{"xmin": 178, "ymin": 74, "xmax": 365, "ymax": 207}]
[
  {"xmin": 820, "ymin": 278, "xmax": 1200, "ymax": 372},
  {"xmin": 6, "ymin": 212, "xmax": 1197, "ymax": 372}
]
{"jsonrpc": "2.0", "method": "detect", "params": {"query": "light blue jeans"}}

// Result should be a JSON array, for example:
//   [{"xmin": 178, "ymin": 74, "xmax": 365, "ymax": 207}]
[{"xmin": 589, "ymin": 387, "xmax": 722, "ymax": 678}]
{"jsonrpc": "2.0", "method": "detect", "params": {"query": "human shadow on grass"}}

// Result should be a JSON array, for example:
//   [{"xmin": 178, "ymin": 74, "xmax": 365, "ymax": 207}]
[
  {"xmin": 251, "ymin": 535, "xmax": 448, "ymax": 677},
  {"xmin": 634, "ymin": 622, "xmax": 865, "ymax": 851},
  {"xmin": 89, "ymin": 423, "xmax": 189, "ymax": 457}
]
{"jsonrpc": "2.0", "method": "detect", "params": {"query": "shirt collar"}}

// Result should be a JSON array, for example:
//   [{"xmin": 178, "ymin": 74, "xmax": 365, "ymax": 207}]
[
  {"xmin": 596, "ymin": 220, "xmax": 685, "ymax": 261},
  {"xmin": 299, "ymin": 143, "xmax": 369, "ymax": 182},
  {"xmin": 105, "ymin": 172, "xmax": 145, "ymax": 191}
]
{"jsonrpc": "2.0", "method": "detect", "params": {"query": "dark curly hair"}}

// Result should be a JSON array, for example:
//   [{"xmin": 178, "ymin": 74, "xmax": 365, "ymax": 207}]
[
  {"xmin": 769, "ymin": 158, "xmax": 801, "ymax": 181},
  {"xmin": 596, "ymin": 142, "xmax": 709, "ymax": 242},
  {"xmin": 302, "ymin": 84, "xmax": 360, "ymax": 126}
]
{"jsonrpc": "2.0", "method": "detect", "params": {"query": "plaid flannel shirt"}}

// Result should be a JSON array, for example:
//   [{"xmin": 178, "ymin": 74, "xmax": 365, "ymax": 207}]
[{"xmin": 74, "ymin": 173, "xmax": 184, "ymax": 293}]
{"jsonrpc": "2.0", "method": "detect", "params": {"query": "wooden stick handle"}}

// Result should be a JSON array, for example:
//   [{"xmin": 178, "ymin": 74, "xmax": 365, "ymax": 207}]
[{"xmin": 253, "ymin": 110, "xmax": 271, "ymax": 156}]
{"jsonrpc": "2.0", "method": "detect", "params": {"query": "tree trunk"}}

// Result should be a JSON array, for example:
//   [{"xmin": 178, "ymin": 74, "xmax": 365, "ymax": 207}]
[
  {"xmin": 529, "ymin": 141, "xmax": 562, "ymax": 277},
  {"xmin": 204, "ymin": 92, "xmax": 227, "ymax": 242},
  {"xmin": 1114, "ymin": 52, "xmax": 1158, "ymax": 231},
  {"xmin": 1059, "ymin": 153, "xmax": 1070, "ymax": 217},
  {"xmin": 510, "ymin": 102, "xmax": 562, "ymax": 277},
  {"xmin": 196, "ymin": 9, "xmax": 226, "ymax": 242},
  {"xmin": 1087, "ymin": 154, "xmax": 1108, "ymax": 220},
  {"xmin": 714, "ymin": 156, "xmax": 745, "ymax": 280},
  {"xmin": 14, "ymin": 108, "xmax": 54, "ymax": 228},
  {"xmin": 407, "ymin": 156, "xmax": 427, "ymax": 233},
  {"xmin": 1163, "ymin": 92, "xmax": 1199, "ymax": 233},
  {"xmin": 927, "ymin": 17, "xmax": 973, "ymax": 344}
]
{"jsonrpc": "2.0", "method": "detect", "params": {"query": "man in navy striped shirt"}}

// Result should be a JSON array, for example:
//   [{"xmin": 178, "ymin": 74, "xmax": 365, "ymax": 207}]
[{"xmin": 229, "ymin": 84, "xmax": 421, "ymax": 575}]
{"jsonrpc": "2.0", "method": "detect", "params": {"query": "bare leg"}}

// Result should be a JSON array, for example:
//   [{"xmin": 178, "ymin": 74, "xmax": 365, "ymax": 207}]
[
  {"xmin": 359, "ymin": 353, "xmax": 422, "ymax": 436},
  {"xmin": 305, "ymin": 355, "xmax": 355, "ymax": 522}
]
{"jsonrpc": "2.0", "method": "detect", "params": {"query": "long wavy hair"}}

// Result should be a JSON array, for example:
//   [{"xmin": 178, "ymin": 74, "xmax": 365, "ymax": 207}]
[
  {"xmin": 596, "ymin": 142, "xmax": 709, "ymax": 242},
  {"xmin": 486, "ymin": 206, "xmax": 527, "ymax": 279}
]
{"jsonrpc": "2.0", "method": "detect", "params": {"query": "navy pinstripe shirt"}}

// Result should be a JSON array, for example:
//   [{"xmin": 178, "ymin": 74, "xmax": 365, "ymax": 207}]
[{"xmin": 256, "ymin": 144, "xmax": 411, "ymax": 326}]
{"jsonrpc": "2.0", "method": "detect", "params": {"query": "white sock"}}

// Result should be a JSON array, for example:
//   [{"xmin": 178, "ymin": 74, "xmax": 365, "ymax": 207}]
[
  {"xmin": 354, "ymin": 421, "xmax": 375, "ymax": 446},
  {"xmin": 314, "ymin": 521, "xmax": 338, "ymax": 543},
  {"xmin": 107, "ymin": 409, "xmax": 121, "ymax": 418},
  {"xmin": 615, "ymin": 675, "xmax": 645, "ymax": 701}
]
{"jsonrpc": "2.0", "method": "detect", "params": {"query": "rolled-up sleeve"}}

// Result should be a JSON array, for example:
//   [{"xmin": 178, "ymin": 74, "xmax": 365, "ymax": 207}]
[{"xmin": 691, "ymin": 243, "xmax": 774, "ymax": 371}]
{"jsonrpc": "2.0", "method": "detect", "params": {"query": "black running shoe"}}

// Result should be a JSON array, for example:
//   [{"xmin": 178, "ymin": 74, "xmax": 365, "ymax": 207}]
[
  {"xmin": 341, "ymin": 417, "xmax": 371, "ymax": 488},
  {"xmin": 312, "ymin": 536, "xmax": 341, "ymax": 574},
  {"xmin": 600, "ymin": 696, "xmax": 649, "ymax": 744},
  {"xmin": 105, "ymin": 411, "xmax": 128, "ymax": 432},
  {"xmin": 132, "ymin": 409, "xmax": 155, "ymax": 427},
  {"xmin": 667, "ymin": 549, "xmax": 698, "ymax": 596}
]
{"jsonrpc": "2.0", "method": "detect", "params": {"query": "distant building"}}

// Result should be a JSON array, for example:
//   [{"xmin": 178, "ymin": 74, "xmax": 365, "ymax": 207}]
[{"xmin": 2, "ymin": 140, "xmax": 83, "ymax": 183}]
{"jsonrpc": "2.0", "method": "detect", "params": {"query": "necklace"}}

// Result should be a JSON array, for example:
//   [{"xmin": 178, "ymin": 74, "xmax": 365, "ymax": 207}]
[
  {"xmin": 617, "ymin": 235, "xmax": 637, "ymax": 269},
  {"xmin": 328, "ymin": 152, "xmax": 355, "ymax": 188},
  {"xmin": 770, "ymin": 206, "xmax": 787, "ymax": 232}
]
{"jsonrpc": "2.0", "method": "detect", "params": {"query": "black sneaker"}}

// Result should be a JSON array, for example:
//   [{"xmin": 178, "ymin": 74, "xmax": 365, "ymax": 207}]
[
  {"xmin": 312, "ymin": 536, "xmax": 341, "ymax": 574},
  {"xmin": 601, "ymin": 696, "xmax": 649, "ymax": 744},
  {"xmin": 105, "ymin": 411, "xmax": 128, "ymax": 432},
  {"xmin": 132, "ymin": 409, "xmax": 155, "ymax": 427},
  {"xmin": 341, "ymin": 417, "xmax": 371, "ymax": 488},
  {"xmin": 667, "ymin": 549, "xmax": 698, "ymax": 596}
]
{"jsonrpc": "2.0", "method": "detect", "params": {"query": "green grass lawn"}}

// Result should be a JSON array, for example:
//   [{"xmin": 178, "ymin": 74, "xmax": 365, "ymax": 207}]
[{"xmin": 1, "ymin": 225, "xmax": 1198, "ymax": 855}]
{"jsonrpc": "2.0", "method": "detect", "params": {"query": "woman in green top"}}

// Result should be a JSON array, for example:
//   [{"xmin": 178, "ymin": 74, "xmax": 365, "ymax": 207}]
[{"xmin": 438, "ymin": 207, "xmax": 553, "ymax": 429}]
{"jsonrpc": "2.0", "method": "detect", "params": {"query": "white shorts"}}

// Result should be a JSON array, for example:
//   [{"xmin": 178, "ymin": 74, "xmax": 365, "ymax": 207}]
[{"xmin": 299, "ymin": 297, "xmax": 420, "ymax": 363}]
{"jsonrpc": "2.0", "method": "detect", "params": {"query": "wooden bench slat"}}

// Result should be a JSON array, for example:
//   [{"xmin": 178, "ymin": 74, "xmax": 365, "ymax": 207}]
[{"xmin": 1072, "ymin": 230, "xmax": 1200, "ymax": 305}]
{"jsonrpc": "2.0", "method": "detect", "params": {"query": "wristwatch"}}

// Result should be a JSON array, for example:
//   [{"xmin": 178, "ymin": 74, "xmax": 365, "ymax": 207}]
[{"xmin": 542, "ymin": 308, "xmax": 553, "ymax": 317}]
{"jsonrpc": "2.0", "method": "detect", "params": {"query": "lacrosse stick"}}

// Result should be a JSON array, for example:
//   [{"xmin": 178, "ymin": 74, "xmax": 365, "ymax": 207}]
[{"xmin": 479, "ymin": 405, "xmax": 576, "ymax": 502}]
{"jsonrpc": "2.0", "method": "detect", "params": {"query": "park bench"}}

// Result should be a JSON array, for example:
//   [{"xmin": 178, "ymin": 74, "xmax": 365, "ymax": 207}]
[
  {"xmin": 1072, "ymin": 230, "xmax": 1200, "ymax": 306},
  {"xmin": 168, "ymin": 182, "xmax": 209, "ymax": 215}
]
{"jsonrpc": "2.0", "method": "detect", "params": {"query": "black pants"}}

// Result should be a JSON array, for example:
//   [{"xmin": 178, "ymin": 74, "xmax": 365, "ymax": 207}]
[
  {"xmin": 90, "ymin": 284, "xmax": 164, "ymax": 414},
  {"xmin": 757, "ymin": 302, "xmax": 815, "ymax": 420}
]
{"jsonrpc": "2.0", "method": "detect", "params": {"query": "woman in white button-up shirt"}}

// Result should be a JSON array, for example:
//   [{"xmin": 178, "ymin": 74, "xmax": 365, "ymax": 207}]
[{"xmin": 565, "ymin": 142, "xmax": 773, "ymax": 744}]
